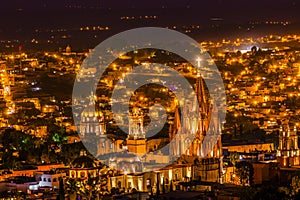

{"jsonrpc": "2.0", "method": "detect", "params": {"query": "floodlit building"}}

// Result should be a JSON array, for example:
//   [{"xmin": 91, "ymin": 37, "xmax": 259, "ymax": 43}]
[
  {"xmin": 277, "ymin": 123, "xmax": 300, "ymax": 167},
  {"xmin": 169, "ymin": 74, "xmax": 223, "ymax": 183}
]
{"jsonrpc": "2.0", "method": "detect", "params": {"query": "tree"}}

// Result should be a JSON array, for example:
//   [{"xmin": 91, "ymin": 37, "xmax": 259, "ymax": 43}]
[
  {"xmin": 65, "ymin": 178, "xmax": 79, "ymax": 200},
  {"xmin": 251, "ymin": 46, "xmax": 258, "ymax": 55},
  {"xmin": 229, "ymin": 152, "xmax": 239, "ymax": 166},
  {"xmin": 50, "ymin": 127, "xmax": 68, "ymax": 146},
  {"xmin": 1, "ymin": 128, "xmax": 31, "ymax": 169},
  {"xmin": 83, "ymin": 173, "xmax": 101, "ymax": 199},
  {"xmin": 61, "ymin": 142, "xmax": 86, "ymax": 165},
  {"xmin": 236, "ymin": 161, "xmax": 254, "ymax": 186},
  {"xmin": 239, "ymin": 187, "xmax": 257, "ymax": 200},
  {"xmin": 65, "ymin": 165, "xmax": 115, "ymax": 200},
  {"xmin": 253, "ymin": 185, "xmax": 286, "ymax": 200},
  {"xmin": 110, "ymin": 187, "xmax": 120, "ymax": 195},
  {"xmin": 47, "ymin": 126, "xmax": 69, "ymax": 163},
  {"xmin": 284, "ymin": 176, "xmax": 300, "ymax": 199}
]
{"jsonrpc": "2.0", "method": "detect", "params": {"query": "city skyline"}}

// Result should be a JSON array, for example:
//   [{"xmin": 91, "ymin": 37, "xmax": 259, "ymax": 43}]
[{"xmin": 1, "ymin": 1, "xmax": 300, "ymax": 199}]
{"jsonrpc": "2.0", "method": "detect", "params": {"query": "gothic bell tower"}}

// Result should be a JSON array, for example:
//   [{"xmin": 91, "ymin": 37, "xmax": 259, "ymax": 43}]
[
  {"xmin": 126, "ymin": 107, "xmax": 147, "ymax": 155},
  {"xmin": 128, "ymin": 107, "xmax": 145, "ymax": 139},
  {"xmin": 277, "ymin": 123, "xmax": 300, "ymax": 167}
]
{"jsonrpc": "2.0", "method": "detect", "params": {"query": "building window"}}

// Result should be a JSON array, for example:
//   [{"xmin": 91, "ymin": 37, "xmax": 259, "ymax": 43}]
[
  {"xmin": 53, "ymin": 178, "xmax": 57, "ymax": 182},
  {"xmin": 43, "ymin": 178, "xmax": 47, "ymax": 182},
  {"xmin": 117, "ymin": 181, "xmax": 122, "ymax": 188},
  {"xmin": 80, "ymin": 172, "xmax": 85, "ymax": 178},
  {"xmin": 48, "ymin": 178, "xmax": 51, "ymax": 182},
  {"xmin": 146, "ymin": 179, "xmax": 151, "ymax": 186}
]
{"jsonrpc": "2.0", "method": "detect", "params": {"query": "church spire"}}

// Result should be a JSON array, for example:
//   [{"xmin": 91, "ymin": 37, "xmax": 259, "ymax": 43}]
[
  {"xmin": 195, "ymin": 57, "xmax": 208, "ymax": 116},
  {"xmin": 174, "ymin": 107, "xmax": 181, "ymax": 131},
  {"xmin": 128, "ymin": 107, "xmax": 145, "ymax": 139},
  {"xmin": 170, "ymin": 107, "xmax": 181, "ymax": 140}
]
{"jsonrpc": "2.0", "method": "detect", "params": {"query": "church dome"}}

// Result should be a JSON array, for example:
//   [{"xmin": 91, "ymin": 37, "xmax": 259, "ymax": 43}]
[
  {"xmin": 81, "ymin": 91, "xmax": 103, "ymax": 119},
  {"xmin": 66, "ymin": 45, "xmax": 71, "ymax": 53},
  {"xmin": 71, "ymin": 156, "xmax": 97, "ymax": 169},
  {"xmin": 81, "ymin": 105, "xmax": 103, "ymax": 118}
]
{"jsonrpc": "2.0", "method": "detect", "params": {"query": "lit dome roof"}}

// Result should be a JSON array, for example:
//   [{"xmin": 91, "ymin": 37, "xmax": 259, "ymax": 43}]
[
  {"xmin": 81, "ymin": 105, "xmax": 103, "ymax": 118},
  {"xmin": 71, "ymin": 156, "xmax": 97, "ymax": 169}
]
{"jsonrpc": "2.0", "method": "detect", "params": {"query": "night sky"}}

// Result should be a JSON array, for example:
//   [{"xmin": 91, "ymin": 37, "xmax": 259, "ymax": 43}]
[
  {"xmin": 0, "ymin": 0, "xmax": 300, "ymax": 49},
  {"xmin": 1, "ymin": 0, "xmax": 300, "ymax": 22}
]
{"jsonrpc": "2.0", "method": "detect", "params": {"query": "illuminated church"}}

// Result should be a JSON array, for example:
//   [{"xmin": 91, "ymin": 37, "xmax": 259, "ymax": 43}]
[
  {"xmin": 80, "ymin": 62, "xmax": 223, "ymax": 184},
  {"xmin": 110, "ymin": 74, "xmax": 224, "ymax": 192},
  {"xmin": 277, "ymin": 123, "xmax": 300, "ymax": 167},
  {"xmin": 169, "ymin": 69, "xmax": 223, "ymax": 182},
  {"xmin": 80, "ymin": 93, "xmax": 119, "ymax": 156},
  {"xmin": 80, "ymin": 92, "xmax": 106, "ymax": 136},
  {"xmin": 80, "ymin": 93, "xmax": 164, "ymax": 161}
]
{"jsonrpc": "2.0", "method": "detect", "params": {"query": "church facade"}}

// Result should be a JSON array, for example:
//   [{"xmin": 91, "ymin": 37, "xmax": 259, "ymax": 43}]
[
  {"xmin": 169, "ymin": 74, "xmax": 223, "ymax": 183},
  {"xmin": 79, "ymin": 67, "xmax": 223, "ymax": 184},
  {"xmin": 277, "ymin": 123, "xmax": 300, "ymax": 167}
]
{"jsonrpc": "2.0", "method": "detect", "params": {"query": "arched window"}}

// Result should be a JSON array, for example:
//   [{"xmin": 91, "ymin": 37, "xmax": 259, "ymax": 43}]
[
  {"xmin": 146, "ymin": 179, "xmax": 151, "ymax": 186},
  {"xmin": 117, "ymin": 181, "xmax": 122, "ymax": 188},
  {"xmin": 80, "ymin": 172, "xmax": 86, "ymax": 178}
]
